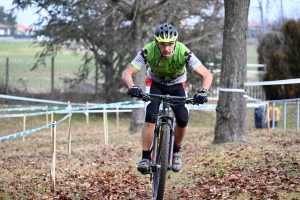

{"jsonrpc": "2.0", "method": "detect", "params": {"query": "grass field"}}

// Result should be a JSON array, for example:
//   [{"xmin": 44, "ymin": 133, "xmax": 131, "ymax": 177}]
[
  {"xmin": 0, "ymin": 42, "xmax": 85, "ymax": 93},
  {"xmin": 0, "ymin": 109, "xmax": 299, "ymax": 199},
  {"xmin": 0, "ymin": 41, "xmax": 258, "ymax": 94},
  {"xmin": 247, "ymin": 44, "xmax": 258, "ymax": 64}
]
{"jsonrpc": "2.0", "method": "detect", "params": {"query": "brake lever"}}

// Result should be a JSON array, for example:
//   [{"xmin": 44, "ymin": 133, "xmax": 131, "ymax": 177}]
[{"xmin": 141, "ymin": 94, "xmax": 151, "ymax": 102}]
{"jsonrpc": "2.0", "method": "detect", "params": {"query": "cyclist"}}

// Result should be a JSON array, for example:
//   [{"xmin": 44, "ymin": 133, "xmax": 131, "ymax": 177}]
[{"xmin": 122, "ymin": 23, "xmax": 213, "ymax": 174}]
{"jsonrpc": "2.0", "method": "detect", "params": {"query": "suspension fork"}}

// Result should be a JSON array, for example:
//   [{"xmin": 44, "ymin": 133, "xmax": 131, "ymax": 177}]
[
  {"xmin": 151, "ymin": 114, "xmax": 163, "ymax": 164},
  {"xmin": 168, "ymin": 116, "xmax": 176, "ymax": 169},
  {"xmin": 161, "ymin": 102, "xmax": 176, "ymax": 169}
]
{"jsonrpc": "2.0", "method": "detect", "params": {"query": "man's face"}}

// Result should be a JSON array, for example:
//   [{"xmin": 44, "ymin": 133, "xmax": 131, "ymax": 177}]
[{"xmin": 156, "ymin": 41, "xmax": 177, "ymax": 57}]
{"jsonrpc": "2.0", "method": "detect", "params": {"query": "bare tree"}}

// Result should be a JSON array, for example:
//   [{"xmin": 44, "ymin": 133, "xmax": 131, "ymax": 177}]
[
  {"xmin": 11, "ymin": 0, "xmax": 224, "ymax": 133},
  {"xmin": 111, "ymin": 0, "xmax": 171, "ymax": 132},
  {"xmin": 214, "ymin": 0, "xmax": 250, "ymax": 143},
  {"xmin": 113, "ymin": 0, "xmax": 224, "ymax": 132},
  {"xmin": 11, "ymin": 0, "xmax": 144, "ymax": 103}
]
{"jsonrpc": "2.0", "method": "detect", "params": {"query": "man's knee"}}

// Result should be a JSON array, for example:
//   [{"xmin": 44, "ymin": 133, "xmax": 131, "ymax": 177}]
[
  {"xmin": 173, "ymin": 105, "xmax": 189, "ymax": 127},
  {"xmin": 176, "ymin": 118, "xmax": 188, "ymax": 127},
  {"xmin": 145, "ymin": 103, "xmax": 159, "ymax": 123}
]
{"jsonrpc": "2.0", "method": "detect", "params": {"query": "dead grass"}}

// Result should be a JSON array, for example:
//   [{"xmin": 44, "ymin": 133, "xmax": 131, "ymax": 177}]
[{"xmin": 0, "ymin": 112, "xmax": 299, "ymax": 199}]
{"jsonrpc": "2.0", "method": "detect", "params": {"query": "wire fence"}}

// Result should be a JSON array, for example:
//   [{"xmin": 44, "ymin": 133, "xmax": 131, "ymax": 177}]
[{"xmin": 0, "ymin": 56, "xmax": 93, "ymax": 94}]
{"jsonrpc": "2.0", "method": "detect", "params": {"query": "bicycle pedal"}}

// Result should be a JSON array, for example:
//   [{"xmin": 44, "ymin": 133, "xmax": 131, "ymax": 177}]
[{"xmin": 141, "ymin": 170, "xmax": 152, "ymax": 175}]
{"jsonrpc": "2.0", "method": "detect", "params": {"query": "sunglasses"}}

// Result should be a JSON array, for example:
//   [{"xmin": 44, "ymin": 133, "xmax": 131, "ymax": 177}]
[{"xmin": 157, "ymin": 41, "xmax": 176, "ymax": 46}]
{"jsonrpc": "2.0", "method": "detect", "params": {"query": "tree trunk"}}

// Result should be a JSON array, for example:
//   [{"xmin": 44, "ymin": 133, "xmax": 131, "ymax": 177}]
[
  {"xmin": 213, "ymin": 0, "xmax": 250, "ymax": 143},
  {"xmin": 129, "ymin": 2, "xmax": 146, "ymax": 133}
]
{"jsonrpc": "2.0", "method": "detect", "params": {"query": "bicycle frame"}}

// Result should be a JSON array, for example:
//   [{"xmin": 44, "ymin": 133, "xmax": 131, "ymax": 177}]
[
  {"xmin": 151, "ymin": 101, "xmax": 176, "ymax": 172},
  {"xmin": 138, "ymin": 93, "xmax": 196, "ymax": 200}
]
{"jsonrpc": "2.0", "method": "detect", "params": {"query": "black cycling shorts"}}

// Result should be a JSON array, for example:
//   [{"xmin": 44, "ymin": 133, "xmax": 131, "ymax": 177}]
[{"xmin": 144, "ymin": 79, "xmax": 189, "ymax": 128}]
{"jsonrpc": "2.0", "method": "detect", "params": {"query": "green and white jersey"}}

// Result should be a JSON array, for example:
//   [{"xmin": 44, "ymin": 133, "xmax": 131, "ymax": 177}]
[{"xmin": 131, "ymin": 41, "xmax": 202, "ymax": 86}]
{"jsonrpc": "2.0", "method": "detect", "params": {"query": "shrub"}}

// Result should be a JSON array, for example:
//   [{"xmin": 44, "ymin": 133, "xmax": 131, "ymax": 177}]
[{"xmin": 257, "ymin": 19, "xmax": 300, "ymax": 99}]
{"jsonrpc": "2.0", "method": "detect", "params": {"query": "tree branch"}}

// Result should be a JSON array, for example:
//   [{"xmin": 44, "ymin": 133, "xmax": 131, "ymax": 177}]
[
  {"xmin": 183, "ymin": 32, "xmax": 210, "ymax": 45},
  {"xmin": 141, "ymin": 0, "xmax": 169, "ymax": 17},
  {"xmin": 110, "ymin": 0, "xmax": 133, "ymax": 20}
]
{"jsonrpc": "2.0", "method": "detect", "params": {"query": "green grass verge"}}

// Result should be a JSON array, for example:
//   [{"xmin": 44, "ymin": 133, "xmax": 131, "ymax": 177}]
[
  {"xmin": 0, "ymin": 41, "xmax": 259, "ymax": 93},
  {"xmin": 0, "ymin": 41, "xmax": 86, "ymax": 93}
]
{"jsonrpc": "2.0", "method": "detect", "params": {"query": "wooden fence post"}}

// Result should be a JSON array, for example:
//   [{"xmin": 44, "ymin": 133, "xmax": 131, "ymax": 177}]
[
  {"xmin": 22, "ymin": 114, "xmax": 26, "ymax": 141},
  {"xmin": 68, "ymin": 102, "xmax": 72, "ymax": 155},
  {"xmin": 50, "ymin": 121, "xmax": 57, "ymax": 193},
  {"xmin": 116, "ymin": 107, "xmax": 119, "ymax": 129},
  {"xmin": 5, "ymin": 57, "xmax": 9, "ymax": 95},
  {"xmin": 51, "ymin": 111, "xmax": 54, "ymax": 139},
  {"xmin": 86, "ymin": 101, "xmax": 89, "ymax": 125},
  {"xmin": 46, "ymin": 106, "xmax": 49, "ymax": 125},
  {"xmin": 297, "ymin": 100, "xmax": 299, "ymax": 133},
  {"xmin": 103, "ymin": 105, "xmax": 108, "ymax": 144},
  {"xmin": 51, "ymin": 56, "xmax": 54, "ymax": 100},
  {"xmin": 283, "ymin": 101, "xmax": 286, "ymax": 133},
  {"xmin": 266, "ymin": 102, "xmax": 270, "ymax": 132}
]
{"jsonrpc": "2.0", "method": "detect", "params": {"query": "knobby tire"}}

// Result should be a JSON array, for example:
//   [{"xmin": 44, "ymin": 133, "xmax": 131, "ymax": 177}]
[{"xmin": 153, "ymin": 124, "xmax": 170, "ymax": 200}]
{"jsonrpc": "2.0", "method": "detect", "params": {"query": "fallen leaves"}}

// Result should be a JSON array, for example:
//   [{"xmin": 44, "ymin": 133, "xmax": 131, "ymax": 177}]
[
  {"xmin": 0, "ymin": 125, "xmax": 299, "ymax": 199},
  {"xmin": 178, "ymin": 130, "xmax": 300, "ymax": 199}
]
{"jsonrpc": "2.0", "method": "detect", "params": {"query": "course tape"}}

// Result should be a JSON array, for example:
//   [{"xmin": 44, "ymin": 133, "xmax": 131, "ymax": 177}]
[
  {"xmin": 0, "ymin": 106, "xmax": 46, "ymax": 112},
  {"xmin": 0, "ymin": 114, "xmax": 70, "ymax": 142},
  {"xmin": 1, "ymin": 98, "xmax": 269, "ymax": 118},
  {"xmin": 1, "ymin": 78, "xmax": 299, "ymax": 109},
  {"xmin": 55, "ymin": 109, "xmax": 133, "ymax": 115},
  {"xmin": 244, "ymin": 95, "xmax": 266, "ymax": 103},
  {"xmin": 0, "ymin": 106, "xmax": 65, "ymax": 112},
  {"xmin": 0, "ymin": 108, "xmax": 136, "ymax": 118},
  {"xmin": 245, "ymin": 78, "xmax": 300, "ymax": 86},
  {"xmin": 219, "ymin": 78, "xmax": 300, "ymax": 93},
  {"xmin": 0, "ymin": 95, "xmax": 136, "ymax": 112},
  {"xmin": 1, "ymin": 83, "xmax": 268, "ymax": 112},
  {"xmin": 0, "ymin": 94, "xmax": 135, "ymax": 107},
  {"xmin": 0, "ymin": 101, "xmax": 139, "ymax": 114},
  {"xmin": 0, "ymin": 111, "xmax": 50, "ymax": 118},
  {"xmin": 219, "ymin": 88, "xmax": 245, "ymax": 93},
  {"xmin": 69, "ymin": 101, "xmax": 140, "ymax": 111},
  {"xmin": 0, "ymin": 94, "xmax": 68, "ymax": 105},
  {"xmin": 188, "ymin": 102, "xmax": 266, "ymax": 112}
]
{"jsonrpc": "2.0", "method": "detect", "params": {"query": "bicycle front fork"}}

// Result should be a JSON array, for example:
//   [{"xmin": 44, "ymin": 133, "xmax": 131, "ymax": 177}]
[
  {"xmin": 168, "ymin": 118, "xmax": 176, "ymax": 170},
  {"xmin": 150, "ymin": 116, "xmax": 176, "ymax": 172}
]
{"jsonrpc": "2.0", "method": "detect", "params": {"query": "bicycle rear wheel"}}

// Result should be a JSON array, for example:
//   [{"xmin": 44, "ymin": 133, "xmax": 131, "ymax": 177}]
[{"xmin": 152, "ymin": 124, "xmax": 170, "ymax": 200}]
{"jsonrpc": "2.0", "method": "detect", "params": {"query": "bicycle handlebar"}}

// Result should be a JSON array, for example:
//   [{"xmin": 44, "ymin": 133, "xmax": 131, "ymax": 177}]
[{"xmin": 140, "ymin": 93, "xmax": 196, "ymax": 105}]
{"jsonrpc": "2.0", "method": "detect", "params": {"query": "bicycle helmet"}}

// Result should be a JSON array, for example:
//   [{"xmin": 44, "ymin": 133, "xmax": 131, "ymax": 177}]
[{"xmin": 154, "ymin": 23, "xmax": 178, "ymax": 43}]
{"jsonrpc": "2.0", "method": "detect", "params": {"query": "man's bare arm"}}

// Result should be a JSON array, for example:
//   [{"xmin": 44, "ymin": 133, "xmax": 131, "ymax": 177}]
[
  {"xmin": 122, "ymin": 64, "xmax": 139, "ymax": 88},
  {"xmin": 193, "ymin": 64, "xmax": 213, "ymax": 90}
]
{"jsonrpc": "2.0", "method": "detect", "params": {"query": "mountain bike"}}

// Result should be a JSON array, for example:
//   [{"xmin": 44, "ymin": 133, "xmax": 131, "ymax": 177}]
[{"xmin": 138, "ymin": 93, "xmax": 197, "ymax": 200}]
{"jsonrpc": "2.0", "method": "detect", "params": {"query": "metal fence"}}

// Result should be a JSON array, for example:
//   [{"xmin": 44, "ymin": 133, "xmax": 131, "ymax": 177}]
[{"xmin": 268, "ymin": 99, "xmax": 300, "ymax": 133}]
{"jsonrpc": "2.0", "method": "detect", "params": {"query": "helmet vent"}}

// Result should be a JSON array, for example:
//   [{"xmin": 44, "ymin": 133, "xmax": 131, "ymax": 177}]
[{"xmin": 154, "ymin": 23, "xmax": 178, "ymax": 42}]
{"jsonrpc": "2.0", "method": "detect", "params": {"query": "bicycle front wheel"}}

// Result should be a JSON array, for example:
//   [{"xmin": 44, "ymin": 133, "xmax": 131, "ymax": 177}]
[{"xmin": 152, "ymin": 124, "xmax": 170, "ymax": 200}]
